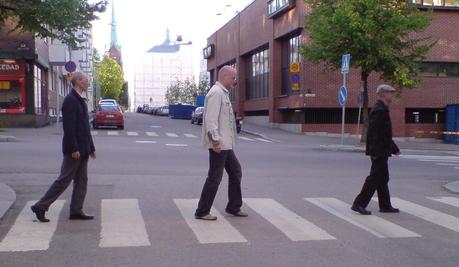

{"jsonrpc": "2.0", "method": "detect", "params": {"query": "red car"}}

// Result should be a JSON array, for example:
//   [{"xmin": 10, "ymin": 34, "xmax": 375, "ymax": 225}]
[{"xmin": 93, "ymin": 104, "xmax": 124, "ymax": 130}]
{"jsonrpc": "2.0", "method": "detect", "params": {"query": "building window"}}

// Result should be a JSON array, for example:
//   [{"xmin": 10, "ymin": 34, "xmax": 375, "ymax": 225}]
[
  {"xmin": 34, "ymin": 66, "xmax": 45, "ymax": 114},
  {"xmin": 267, "ymin": 0, "xmax": 296, "ymax": 18},
  {"xmin": 282, "ymin": 34, "xmax": 302, "ymax": 95},
  {"xmin": 411, "ymin": 0, "xmax": 459, "ymax": 7},
  {"xmin": 246, "ymin": 48, "xmax": 269, "ymax": 100},
  {"xmin": 406, "ymin": 108, "xmax": 445, "ymax": 124},
  {"xmin": 304, "ymin": 108, "xmax": 366, "ymax": 124},
  {"xmin": 419, "ymin": 62, "xmax": 459, "ymax": 77}
]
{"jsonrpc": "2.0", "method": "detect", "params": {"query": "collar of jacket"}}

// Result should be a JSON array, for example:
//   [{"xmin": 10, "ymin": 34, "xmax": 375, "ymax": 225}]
[
  {"xmin": 375, "ymin": 99, "xmax": 389, "ymax": 112},
  {"xmin": 71, "ymin": 89, "xmax": 87, "ymax": 102},
  {"xmin": 215, "ymin": 82, "xmax": 229, "ymax": 94}
]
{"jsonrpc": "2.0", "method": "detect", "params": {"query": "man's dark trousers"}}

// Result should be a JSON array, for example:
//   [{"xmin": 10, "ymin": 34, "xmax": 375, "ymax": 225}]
[
  {"xmin": 353, "ymin": 156, "xmax": 392, "ymax": 209},
  {"xmin": 195, "ymin": 149, "xmax": 242, "ymax": 217},
  {"xmin": 33, "ymin": 155, "xmax": 89, "ymax": 214}
]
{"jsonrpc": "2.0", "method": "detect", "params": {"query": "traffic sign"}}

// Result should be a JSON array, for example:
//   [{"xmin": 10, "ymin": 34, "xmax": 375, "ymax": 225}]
[
  {"xmin": 65, "ymin": 61, "xmax": 77, "ymax": 73},
  {"xmin": 341, "ymin": 54, "xmax": 350, "ymax": 74},
  {"xmin": 339, "ymin": 86, "xmax": 347, "ymax": 106},
  {"xmin": 290, "ymin": 62, "xmax": 300, "ymax": 73}
]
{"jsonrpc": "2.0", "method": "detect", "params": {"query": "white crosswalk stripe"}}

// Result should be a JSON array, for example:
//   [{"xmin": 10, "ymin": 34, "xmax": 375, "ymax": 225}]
[
  {"xmin": 100, "ymin": 199, "xmax": 151, "ymax": 248},
  {"xmin": 400, "ymin": 155, "xmax": 459, "ymax": 169},
  {"xmin": 127, "ymin": 131, "xmax": 139, "ymax": 136},
  {"xmin": 306, "ymin": 198, "xmax": 420, "ymax": 238},
  {"xmin": 166, "ymin": 132, "xmax": 179, "ymax": 137},
  {"xmin": 136, "ymin": 141, "xmax": 157, "ymax": 144},
  {"xmin": 146, "ymin": 131, "xmax": 158, "ymax": 137},
  {"xmin": 0, "ymin": 200, "xmax": 65, "ymax": 252},
  {"xmin": 184, "ymin": 133, "xmax": 197, "ymax": 138},
  {"xmin": 255, "ymin": 138, "xmax": 272, "ymax": 143},
  {"xmin": 174, "ymin": 199, "xmax": 247, "ymax": 244},
  {"xmin": 107, "ymin": 131, "xmax": 119, "ymax": 136},
  {"xmin": 244, "ymin": 198, "xmax": 335, "ymax": 241},
  {"xmin": 91, "ymin": 131, "xmax": 98, "ymax": 136},
  {"xmin": 374, "ymin": 197, "xmax": 459, "ymax": 233},
  {"xmin": 166, "ymin": 144, "xmax": 188, "ymax": 147},
  {"xmin": 427, "ymin": 197, "xmax": 459, "ymax": 208}
]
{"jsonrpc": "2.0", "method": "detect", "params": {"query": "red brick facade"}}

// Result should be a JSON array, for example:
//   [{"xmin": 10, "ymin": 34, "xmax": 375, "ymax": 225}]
[{"xmin": 206, "ymin": 0, "xmax": 459, "ymax": 138}]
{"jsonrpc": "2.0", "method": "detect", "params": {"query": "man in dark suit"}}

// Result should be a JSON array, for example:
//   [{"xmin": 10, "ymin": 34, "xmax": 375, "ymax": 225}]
[
  {"xmin": 31, "ymin": 72, "xmax": 96, "ymax": 222},
  {"xmin": 351, "ymin": 84, "xmax": 400, "ymax": 215}
]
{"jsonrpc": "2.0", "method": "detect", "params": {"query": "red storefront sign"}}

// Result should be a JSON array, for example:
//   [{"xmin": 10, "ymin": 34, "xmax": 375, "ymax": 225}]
[{"xmin": 0, "ymin": 59, "xmax": 26, "ymax": 114}]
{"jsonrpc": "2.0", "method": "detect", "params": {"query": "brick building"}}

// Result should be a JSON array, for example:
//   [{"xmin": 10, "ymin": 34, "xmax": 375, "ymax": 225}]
[{"xmin": 204, "ymin": 0, "xmax": 459, "ymax": 138}]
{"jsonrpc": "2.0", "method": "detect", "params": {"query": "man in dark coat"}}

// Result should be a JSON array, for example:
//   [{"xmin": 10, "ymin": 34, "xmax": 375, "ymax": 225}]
[
  {"xmin": 31, "ymin": 72, "xmax": 96, "ymax": 222},
  {"xmin": 351, "ymin": 84, "xmax": 400, "ymax": 215}
]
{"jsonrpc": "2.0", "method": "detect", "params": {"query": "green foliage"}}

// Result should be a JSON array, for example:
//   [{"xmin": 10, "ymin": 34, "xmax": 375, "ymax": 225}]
[
  {"xmin": 119, "ymin": 81, "xmax": 129, "ymax": 109},
  {"xmin": 198, "ymin": 76, "xmax": 210, "ymax": 95},
  {"xmin": 95, "ymin": 57, "xmax": 124, "ymax": 101},
  {"xmin": 302, "ymin": 0, "xmax": 434, "ymax": 89},
  {"xmin": 0, "ymin": 0, "xmax": 107, "ymax": 47},
  {"xmin": 165, "ymin": 78, "xmax": 201, "ymax": 105}
]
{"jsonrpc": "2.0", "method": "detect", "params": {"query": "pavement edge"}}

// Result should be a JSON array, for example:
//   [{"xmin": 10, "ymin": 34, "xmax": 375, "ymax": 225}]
[{"xmin": 0, "ymin": 183, "xmax": 16, "ymax": 219}]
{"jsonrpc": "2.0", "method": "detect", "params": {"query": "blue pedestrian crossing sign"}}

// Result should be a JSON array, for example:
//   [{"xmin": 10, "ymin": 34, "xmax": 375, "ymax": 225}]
[
  {"xmin": 341, "ymin": 54, "xmax": 350, "ymax": 74},
  {"xmin": 339, "ymin": 86, "xmax": 347, "ymax": 106}
]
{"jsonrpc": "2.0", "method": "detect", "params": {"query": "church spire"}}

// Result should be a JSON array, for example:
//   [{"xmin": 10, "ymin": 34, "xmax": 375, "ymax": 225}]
[{"xmin": 110, "ymin": 0, "xmax": 119, "ymax": 49}]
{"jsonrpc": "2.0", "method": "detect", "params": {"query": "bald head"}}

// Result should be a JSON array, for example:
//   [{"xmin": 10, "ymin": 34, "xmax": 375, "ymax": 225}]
[
  {"xmin": 71, "ymin": 72, "xmax": 89, "ymax": 92},
  {"xmin": 218, "ymin": 66, "xmax": 237, "ymax": 89}
]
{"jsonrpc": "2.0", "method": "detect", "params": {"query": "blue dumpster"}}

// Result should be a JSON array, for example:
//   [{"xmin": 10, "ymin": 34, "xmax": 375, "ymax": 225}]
[
  {"xmin": 444, "ymin": 104, "xmax": 459, "ymax": 144},
  {"xmin": 196, "ymin": 95, "xmax": 205, "ymax": 107},
  {"xmin": 170, "ymin": 104, "xmax": 196, "ymax": 120}
]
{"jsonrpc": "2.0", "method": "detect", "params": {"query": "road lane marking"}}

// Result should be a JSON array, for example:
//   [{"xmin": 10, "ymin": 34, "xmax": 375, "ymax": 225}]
[
  {"xmin": 135, "ymin": 141, "xmax": 157, "ymax": 144},
  {"xmin": 427, "ymin": 197, "xmax": 459, "ymax": 208},
  {"xmin": 0, "ymin": 200, "xmax": 65, "ymax": 252},
  {"xmin": 166, "ymin": 132, "xmax": 179, "ymax": 137},
  {"xmin": 255, "ymin": 138, "xmax": 272, "ymax": 143},
  {"xmin": 100, "ymin": 199, "xmax": 151, "ymax": 248},
  {"xmin": 107, "ymin": 131, "xmax": 119, "ymax": 136},
  {"xmin": 237, "ymin": 136, "xmax": 255, "ymax": 141},
  {"xmin": 435, "ymin": 163, "xmax": 459, "ymax": 166},
  {"xmin": 91, "ymin": 131, "xmax": 98, "ymax": 136},
  {"xmin": 165, "ymin": 144, "xmax": 188, "ymax": 147},
  {"xmin": 173, "ymin": 199, "xmax": 247, "ymax": 244},
  {"xmin": 418, "ymin": 159, "xmax": 459, "ymax": 163},
  {"xmin": 146, "ymin": 132, "xmax": 158, "ymax": 137},
  {"xmin": 306, "ymin": 198, "xmax": 420, "ymax": 238},
  {"xmin": 400, "ymin": 155, "xmax": 459, "ymax": 160},
  {"xmin": 127, "ymin": 131, "xmax": 139, "ymax": 136},
  {"xmin": 184, "ymin": 133, "xmax": 197, "ymax": 138},
  {"xmin": 244, "ymin": 198, "xmax": 335, "ymax": 241},
  {"xmin": 374, "ymin": 197, "xmax": 459, "ymax": 233},
  {"xmin": 150, "ymin": 126, "xmax": 162, "ymax": 128}
]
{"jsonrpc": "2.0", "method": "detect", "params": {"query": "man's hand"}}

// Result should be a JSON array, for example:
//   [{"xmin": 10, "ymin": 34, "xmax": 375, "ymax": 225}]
[
  {"xmin": 212, "ymin": 143, "xmax": 221, "ymax": 154},
  {"xmin": 71, "ymin": 151, "xmax": 81, "ymax": 160},
  {"xmin": 90, "ymin": 151, "xmax": 96, "ymax": 159}
]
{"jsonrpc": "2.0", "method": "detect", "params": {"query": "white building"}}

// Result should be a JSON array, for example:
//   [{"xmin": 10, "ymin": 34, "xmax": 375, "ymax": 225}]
[{"xmin": 134, "ymin": 30, "xmax": 194, "ymax": 107}]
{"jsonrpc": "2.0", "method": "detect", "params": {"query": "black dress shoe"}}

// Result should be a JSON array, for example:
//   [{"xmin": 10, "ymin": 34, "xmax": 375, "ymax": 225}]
[
  {"xmin": 31, "ymin": 206, "xmax": 50, "ymax": 223},
  {"xmin": 380, "ymin": 207, "xmax": 400, "ymax": 213},
  {"xmin": 69, "ymin": 213, "xmax": 94, "ymax": 220},
  {"xmin": 351, "ymin": 205, "xmax": 372, "ymax": 215}
]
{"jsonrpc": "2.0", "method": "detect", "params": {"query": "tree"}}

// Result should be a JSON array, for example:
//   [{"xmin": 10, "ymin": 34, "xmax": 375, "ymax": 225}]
[
  {"xmin": 165, "ymin": 78, "xmax": 200, "ymax": 105},
  {"xmin": 119, "ymin": 81, "xmax": 129, "ymax": 109},
  {"xmin": 0, "ymin": 0, "xmax": 107, "ymax": 47},
  {"xmin": 302, "ymin": 0, "xmax": 434, "ymax": 142},
  {"xmin": 198, "ymin": 76, "xmax": 210, "ymax": 95},
  {"xmin": 95, "ymin": 57, "xmax": 124, "ymax": 101}
]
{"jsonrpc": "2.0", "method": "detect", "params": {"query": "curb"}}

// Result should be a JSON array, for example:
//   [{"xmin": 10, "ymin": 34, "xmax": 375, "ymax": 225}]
[
  {"xmin": 318, "ymin": 145, "xmax": 365, "ymax": 153},
  {"xmin": 444, "ymin": 181, "xmax": 459, "ymax": 194},
  {"xmin": 0, "ymin": 135, "xmax": 17, "ymax": 142},
  {"xmin": 0, "ymin": 183, "xmax": 16, "ymax": 219},
  {"xmin": 241, "ymin": 129, "xmax": 277, "ymax": 142}
]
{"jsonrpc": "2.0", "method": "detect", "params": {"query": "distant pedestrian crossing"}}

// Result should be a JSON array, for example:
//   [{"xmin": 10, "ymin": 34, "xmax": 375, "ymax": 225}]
[
  {"xmin": 1, "ymin": 196, "xmax": 457, "ymax": 251},
  {"xmin": 400, "ymin": 154, "xmax": 459, "ymax": 170},
  {"xmin": 90, "ymin": 130, "xmax": 272, "ymax": 143}
]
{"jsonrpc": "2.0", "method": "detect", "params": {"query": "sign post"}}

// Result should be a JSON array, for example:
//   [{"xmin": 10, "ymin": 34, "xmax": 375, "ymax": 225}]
[
  {"xmin": 339, "ymin": 54, "xmax": 350, "ymax": 145},
  {"xmin": 356, "ymin": 90, "xmax": 364, "ymax": 136}
]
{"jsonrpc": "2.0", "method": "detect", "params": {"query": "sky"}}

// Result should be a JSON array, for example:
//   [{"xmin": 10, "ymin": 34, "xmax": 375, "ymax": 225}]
[{"xmin": 90, "ymin": 0, "xmax": 254, "ymax": 104}]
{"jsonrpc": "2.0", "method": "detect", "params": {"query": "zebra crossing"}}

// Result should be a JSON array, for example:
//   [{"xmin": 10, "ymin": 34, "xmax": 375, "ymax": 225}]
[
  {"xmin": 90, "ymin": 130, "xmax": 272, "ymax": 143},
  {"xmin": 0, "ymin": 196, "xmax": 457, "ymax": 251},
  {"xmin": 400, "ymin": 154, "xmax": 459, "ymax": 170}
]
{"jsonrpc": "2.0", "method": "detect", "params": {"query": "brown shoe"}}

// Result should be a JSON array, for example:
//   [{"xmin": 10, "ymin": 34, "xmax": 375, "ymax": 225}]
[
  {"xmin": 226, "ymin": 210, "xmax": 248, "ymax": 217},
  {"xmin": 195, "ymin": 214, "xmax": 218, "ymax": 221}
]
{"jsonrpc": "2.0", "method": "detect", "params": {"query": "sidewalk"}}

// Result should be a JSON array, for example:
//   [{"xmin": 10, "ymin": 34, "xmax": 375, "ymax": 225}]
[
  {"xmin": 241, "ymin": 122, "xmax": 459, "ymax": 153},
  {"xmin": 0, "ymin": 183, "xmax": 16, "ymax": 219}
]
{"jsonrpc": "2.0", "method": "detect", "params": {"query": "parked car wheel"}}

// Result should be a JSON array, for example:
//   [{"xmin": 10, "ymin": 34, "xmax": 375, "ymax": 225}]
[
  {"xmin": 119, "ymin": 125, "xmax": 124, "ymax": 130},
  {"xmin": 191, "ymin": 118, "xmax": 194, "ymax": 124},
  {"xmin": 92, "ymin": 122, "xmax": 98, "ymax": 129}
]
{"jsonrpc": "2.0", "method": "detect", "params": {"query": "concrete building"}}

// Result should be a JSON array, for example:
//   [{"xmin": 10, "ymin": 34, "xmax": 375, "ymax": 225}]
[
  {"xmin": 134, "ymin": 30, "xmax": 194, "ymax": 107},
  {"xmin": 205, "ymin": 0, "xmax": 459, "ymax": 138}
]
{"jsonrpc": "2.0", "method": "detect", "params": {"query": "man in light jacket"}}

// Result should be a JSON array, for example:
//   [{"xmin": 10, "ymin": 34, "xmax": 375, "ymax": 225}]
[{"xmin": 195, "ymin": 66, "xmax": 248, "ymax": 221}]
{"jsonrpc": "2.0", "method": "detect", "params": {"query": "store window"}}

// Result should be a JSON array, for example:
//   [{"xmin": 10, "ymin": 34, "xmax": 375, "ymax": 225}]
[
  {"xmin": 411, "ymin": 0, "xmax": 459, "ymax": 7},
  {"xmin": 246, "ymin": 48, "xmax": 269, "ymax": 100},
  {"xmin": 419, "ymin": 62, "xmax": 459, "ymax": 77},
  {"xmin": 34, "ymin": 66, "xmax": 45, "ymax": 114},
  {"xmin": 282, "ymin": 34, "xmax": 302, "ymax": 95},
  {"xmin": 406, "ymin": 108, "xmax": 445, "ymax": 124},
  {"xmin": 0, "ymin": 59, "xmax": 26, "ymax": 114}
]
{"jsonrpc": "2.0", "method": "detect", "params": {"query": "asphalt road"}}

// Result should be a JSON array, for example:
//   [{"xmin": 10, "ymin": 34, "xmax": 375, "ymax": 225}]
[{"xmin": 0, "ymin": 113, "xmax": 458, "ymax": 267}]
